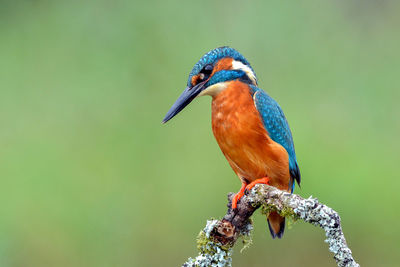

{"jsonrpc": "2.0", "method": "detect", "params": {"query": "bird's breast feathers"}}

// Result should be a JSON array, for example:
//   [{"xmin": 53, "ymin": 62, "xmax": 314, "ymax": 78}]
[{"xmin": 211, "ymin": 81, "xmax": 290, "ymax": 189}]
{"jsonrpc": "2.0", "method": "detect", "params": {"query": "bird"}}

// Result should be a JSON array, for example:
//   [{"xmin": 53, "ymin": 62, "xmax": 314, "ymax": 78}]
[{"xmin": 163, "ymin": 47, "xmax": 300, "ymax": 239}]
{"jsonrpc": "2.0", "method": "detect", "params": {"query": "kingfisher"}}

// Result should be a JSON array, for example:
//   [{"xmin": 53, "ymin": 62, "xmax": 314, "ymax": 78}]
[{"xmin": 163, "ymin": 47, "xmax": 301, "ymax": 238}]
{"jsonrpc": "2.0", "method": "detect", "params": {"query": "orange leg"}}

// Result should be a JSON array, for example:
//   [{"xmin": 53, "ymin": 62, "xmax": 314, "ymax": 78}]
[
  {"xmin": 231, "ymin": 182, "xmax": 247, "ymax": 209},
  {"xmin": 245, "ymin": 177, "xmax": 270, "ymax": 191}
]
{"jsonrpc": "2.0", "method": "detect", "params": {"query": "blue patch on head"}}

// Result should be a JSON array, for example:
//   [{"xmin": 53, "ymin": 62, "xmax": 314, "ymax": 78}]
[
  {"xmin": 205, "ymin": 70, "xmax": 246, "ymax": 87},
  {"xmin": 187, "ymin": 46, "xmax": 255, "ymax": 86}
]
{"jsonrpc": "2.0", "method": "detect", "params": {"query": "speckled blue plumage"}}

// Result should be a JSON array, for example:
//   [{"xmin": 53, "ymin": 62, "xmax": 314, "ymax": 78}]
[
  {"xmin": 206, "ymin": 70, "xmax": 245, "ymax": 87},
  {"xmin": 187, "ymin": 46, "xmax": 256, "ymax": 86},
  {"xmin": 250, "ymin": 85, "xmax": 301, "ymax": 190}
]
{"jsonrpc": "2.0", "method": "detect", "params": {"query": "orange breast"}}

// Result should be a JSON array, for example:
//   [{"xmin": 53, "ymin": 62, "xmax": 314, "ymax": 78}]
[{"xmin": 211, "ymin": 81, "xmax": 290, "ymax": 191}]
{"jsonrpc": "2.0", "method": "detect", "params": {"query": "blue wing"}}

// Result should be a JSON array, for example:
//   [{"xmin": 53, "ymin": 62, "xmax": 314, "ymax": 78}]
[{"xmin": 250, "ymin": 85, "xmax": 300, "ymax": 191}]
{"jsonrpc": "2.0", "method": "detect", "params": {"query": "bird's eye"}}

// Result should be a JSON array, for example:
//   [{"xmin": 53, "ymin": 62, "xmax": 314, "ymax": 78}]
[
  {"xmin": 203, "ymin": 64, "xmax": 213, "ymax": 74},
  {"xmin": 198, "ymin": 64, "xmax": 213, "ymax": 81}
]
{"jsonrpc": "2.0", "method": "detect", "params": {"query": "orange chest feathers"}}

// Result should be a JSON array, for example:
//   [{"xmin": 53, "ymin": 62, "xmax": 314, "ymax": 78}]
[{"xmin": 211, "ymin": 81, "xmax": 290, "ymax": 188}]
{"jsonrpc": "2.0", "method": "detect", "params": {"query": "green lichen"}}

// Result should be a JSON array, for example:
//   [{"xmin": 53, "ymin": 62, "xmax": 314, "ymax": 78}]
[
  {"xmin": 260, "ymin": 203, "xmax": 300, "ymax": 222},
  {"xmin": 239, "ymin": 233, "xmax": 253, "ymax": 253},
  {"xmin": 279, "ymin": 206, "xmax": 300, "ymax": 220},
  {"xmin": 193, "ymin": 242, "xmax": 232, "ymax": 266},
  {"xmin": 196, "ymin": 231, "xmax": 210, "ymax": 252},
  {"xmin": 190, "ymin": 223, "xmax": 233, "ymax": 266},
  {"xmin": 260, "ymin": 202, "xmax": 278, "ymax": 216},
  {"xmin": 197, "ymin": 230, "xmax": 232, "ymax": 253}
]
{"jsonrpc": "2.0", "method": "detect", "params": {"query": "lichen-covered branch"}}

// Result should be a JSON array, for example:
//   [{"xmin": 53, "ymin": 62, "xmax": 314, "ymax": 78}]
[{"xmin": 182, "ymin": 184, "xmax": 359, "ymax": 267}]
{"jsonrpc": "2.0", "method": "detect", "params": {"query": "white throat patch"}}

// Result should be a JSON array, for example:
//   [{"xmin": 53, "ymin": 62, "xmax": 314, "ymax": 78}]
[
  {"xmin": 231, "ymin": 60, "xmax": 257, "ymax": 85},
  {"xmin": 197, "ymin": 82, "xmax": 228, "ymax": 97}
]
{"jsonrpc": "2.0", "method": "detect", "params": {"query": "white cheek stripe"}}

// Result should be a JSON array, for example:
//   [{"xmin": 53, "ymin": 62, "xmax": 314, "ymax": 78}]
[
  {"xmin": 231, "ymin": 60, "xmax": 257, "ymax": 84},
  {"xmin": 197, "ymin": 82, "xmax": 228, "ymax": 97}
]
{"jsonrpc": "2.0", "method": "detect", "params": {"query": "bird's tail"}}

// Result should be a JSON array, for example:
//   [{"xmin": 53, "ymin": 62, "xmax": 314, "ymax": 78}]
[{"xmin": 267, "ymin": 211, "xmax": 285, "ymax": 239}]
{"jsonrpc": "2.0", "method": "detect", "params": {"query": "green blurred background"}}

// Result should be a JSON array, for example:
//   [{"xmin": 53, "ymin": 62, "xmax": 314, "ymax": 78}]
[{"xmin": 1, "ymin": 0, "xmax": 399, "ymax": 266}]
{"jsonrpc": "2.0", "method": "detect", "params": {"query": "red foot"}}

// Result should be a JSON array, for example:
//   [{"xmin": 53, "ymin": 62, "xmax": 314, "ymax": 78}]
[
  {"xmin": 231, "ymin": 183, "xmax": 246, "ymax": 209},
  {"xmin": 245, "ymin": 177, "xmax": 270, "ymax": 191}
]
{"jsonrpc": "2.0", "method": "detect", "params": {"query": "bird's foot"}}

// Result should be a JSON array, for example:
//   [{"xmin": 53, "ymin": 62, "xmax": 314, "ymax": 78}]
[
  {"xmin": 231, "ymin": 183, "xmax": 247, "ymax": 209},
  {"xmin": 245, "ymin": 177, "xmax": 270, "ymax": 191}
]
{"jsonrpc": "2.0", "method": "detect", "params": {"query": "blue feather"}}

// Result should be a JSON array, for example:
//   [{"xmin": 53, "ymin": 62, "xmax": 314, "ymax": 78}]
[
  {"xmin": 205, "ymin": 70, "xmax": 245, "ymax": 87},
  {"xmin": 250, "ymin": 85, "xmax": 301, "ymax": 191}
]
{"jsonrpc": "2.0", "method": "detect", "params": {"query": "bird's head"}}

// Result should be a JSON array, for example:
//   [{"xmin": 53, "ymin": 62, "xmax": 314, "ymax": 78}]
[{"xmin": 163, "ymin": 46, "xmax": 257, "ymax": 123}]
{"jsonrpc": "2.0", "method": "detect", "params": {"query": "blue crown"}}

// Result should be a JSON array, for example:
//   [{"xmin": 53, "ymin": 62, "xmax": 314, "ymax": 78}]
[{"xmin": 187, "ymin": 46, "xmax": 255, "ymax": 86}]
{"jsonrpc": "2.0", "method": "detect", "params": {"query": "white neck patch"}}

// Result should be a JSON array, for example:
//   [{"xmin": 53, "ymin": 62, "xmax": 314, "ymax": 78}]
[{"xmin": 231, "ymin": 60, "xmax": 257, "ymax": 85}]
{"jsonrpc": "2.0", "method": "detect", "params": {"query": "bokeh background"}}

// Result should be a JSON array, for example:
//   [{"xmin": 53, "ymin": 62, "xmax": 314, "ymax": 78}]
[{"xmin": 1, "ymin": 0, "xmax": 399, "ymax": 266}]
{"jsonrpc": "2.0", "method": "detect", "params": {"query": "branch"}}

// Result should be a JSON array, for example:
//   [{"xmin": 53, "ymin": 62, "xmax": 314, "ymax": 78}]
[{"xmin": 182, "ymin": 184, "xmax": 359, "ymax": 267}]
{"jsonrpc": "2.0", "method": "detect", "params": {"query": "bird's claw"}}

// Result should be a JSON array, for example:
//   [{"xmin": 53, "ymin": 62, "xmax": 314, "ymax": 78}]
[
  {"xmin": 245, "ymin": 177, "xmax": 270, "ymax": 191},
  {"xmin": 231, "ymin": 177, "xmax": 270, "ymax": 209}
]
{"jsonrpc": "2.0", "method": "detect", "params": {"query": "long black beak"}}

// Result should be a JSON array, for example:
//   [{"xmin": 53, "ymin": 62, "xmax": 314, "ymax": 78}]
[{"xmin": 162, "ymin": 81, "xmax": 207, "ymax": 123}]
